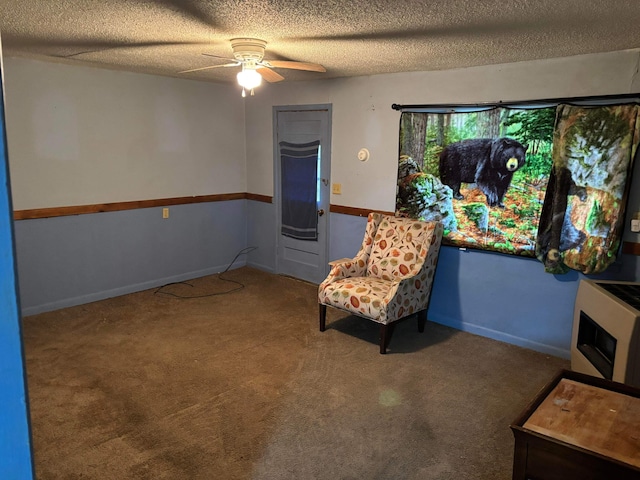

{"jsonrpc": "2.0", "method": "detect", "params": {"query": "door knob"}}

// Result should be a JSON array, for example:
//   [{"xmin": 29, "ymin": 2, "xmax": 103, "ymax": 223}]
[{"xmin": 318, "ymin": 209, "xmax": 325, "ymax": 216}]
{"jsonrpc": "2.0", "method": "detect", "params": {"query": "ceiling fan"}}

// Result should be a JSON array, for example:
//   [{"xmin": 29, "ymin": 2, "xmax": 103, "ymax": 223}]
[{"xmin": 178, "ymin": 38, "xmax": 326, "ymax": 96}]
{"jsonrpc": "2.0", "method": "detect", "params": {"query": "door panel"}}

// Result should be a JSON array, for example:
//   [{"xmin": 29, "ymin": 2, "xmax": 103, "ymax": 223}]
[{"xmin": 275, "ymin": 107, "xmax": 331, "ymax": 284}]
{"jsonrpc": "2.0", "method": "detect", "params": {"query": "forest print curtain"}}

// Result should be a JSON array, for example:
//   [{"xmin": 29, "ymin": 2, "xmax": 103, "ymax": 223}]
[
  {"xmin": 536, "ymin": 104, "xmax": 640, "ymax": 274},
  {"xmin": 396, "ymin": 103, "xmax": 639, "ymax": 274}
]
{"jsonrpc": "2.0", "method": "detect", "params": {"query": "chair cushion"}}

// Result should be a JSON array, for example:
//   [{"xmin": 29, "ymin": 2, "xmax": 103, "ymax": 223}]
[
  {"xmin": 366, "ymin": 216, "xmax": 431, "ymax": 280},
  {"xmin": 318, "ymin": 276, "xmax": 392, "ymax": 321}
]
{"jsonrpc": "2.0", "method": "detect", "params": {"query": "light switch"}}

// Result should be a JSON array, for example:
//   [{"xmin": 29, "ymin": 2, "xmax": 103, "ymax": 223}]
[
  {"xmin": 631, "ymin": 219, "xmax": 640, "ymax": 233},
  {"xmin": 332, "ymin": 183, "xmax": 342, "ymax": 195}
]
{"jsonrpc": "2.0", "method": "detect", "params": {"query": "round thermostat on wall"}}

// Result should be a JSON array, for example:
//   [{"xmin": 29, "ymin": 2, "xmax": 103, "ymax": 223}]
[{"xmin": 357, "ymin": 148, "xmax": 370, "ymax": 162}]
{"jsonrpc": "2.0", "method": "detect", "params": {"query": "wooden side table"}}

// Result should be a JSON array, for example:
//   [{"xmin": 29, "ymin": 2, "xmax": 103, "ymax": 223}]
[{"xmin": 510, "ymin": 369, "xmax": 640, "ymax": 480}]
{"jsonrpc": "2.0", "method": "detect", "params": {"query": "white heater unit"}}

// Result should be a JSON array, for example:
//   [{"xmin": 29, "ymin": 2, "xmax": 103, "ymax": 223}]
[{"xmin": 571, "ymin": 279, "xmax": 640, "ymax": 388}]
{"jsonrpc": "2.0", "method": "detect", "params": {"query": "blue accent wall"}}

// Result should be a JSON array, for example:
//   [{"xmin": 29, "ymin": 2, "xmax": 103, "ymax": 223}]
[
  {"xmin": 0, "ymin": 59, "xmax": 34, "ymax": 478},
  {"xmin": 15, "ymin": 201, "xmax": 247, "ymax": 315},
  {"xmin": 428, "ymin": 247, "xmax": 579, "ymax": 357}
]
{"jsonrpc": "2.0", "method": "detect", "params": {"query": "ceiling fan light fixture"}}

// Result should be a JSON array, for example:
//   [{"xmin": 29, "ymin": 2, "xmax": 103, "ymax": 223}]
[{"xmin": 236, "ymin": 67, "xmax": 262, "ymax": 96}]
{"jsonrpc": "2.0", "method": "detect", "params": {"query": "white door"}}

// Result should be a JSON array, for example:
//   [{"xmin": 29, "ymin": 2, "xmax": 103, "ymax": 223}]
[{"xmin": 274, "ymin": 106, "xmax": 331, "ymax": 284}]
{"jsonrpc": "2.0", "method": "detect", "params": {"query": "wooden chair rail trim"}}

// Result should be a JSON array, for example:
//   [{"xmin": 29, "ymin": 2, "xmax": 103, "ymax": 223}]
[
  {"xmin": 18, "ymin": 195, "xmax": 639, "ymax": 258},
  {"xmin": 29, "ymin": 200, "xmax": 640, "ymax": 255},
  {"xmin": 330, "ymin": 204, "xmax": 395, "ymax": 217},
  {"xmin": 245, "ymin": 193, "xmax": 273, "ymax": 204},
  {"xmin": 622, "ymin": 241, "xmax": 640, "ymax": 256},
  {"xmin": 14, "ymin": 195, "xmax": 395, "ymax": 221},
  {"xmin": 14, "ymin": 193, "xmax": 247, "ymax": 220}
]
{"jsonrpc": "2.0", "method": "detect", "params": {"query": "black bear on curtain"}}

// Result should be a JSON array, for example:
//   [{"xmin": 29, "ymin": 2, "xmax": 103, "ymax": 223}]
[
  {"xmin": 397, "ymin": 107, "xmax": 554, "ymax": 257},
  {"xmin": 439, "ymin": 137, "xmax": 527, "ymax": 208}
]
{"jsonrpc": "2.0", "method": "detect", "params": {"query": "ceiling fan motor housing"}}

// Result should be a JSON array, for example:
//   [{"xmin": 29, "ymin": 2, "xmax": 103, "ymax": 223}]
[{"xmin": 231, "ymin": 38, "xmax": 267, "ymax": 63}]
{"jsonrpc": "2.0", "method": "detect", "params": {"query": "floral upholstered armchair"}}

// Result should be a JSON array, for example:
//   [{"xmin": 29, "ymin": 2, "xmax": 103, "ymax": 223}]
[{"xmin": 318, "ymin": 213, "xmax": 443, "ymax": 354}]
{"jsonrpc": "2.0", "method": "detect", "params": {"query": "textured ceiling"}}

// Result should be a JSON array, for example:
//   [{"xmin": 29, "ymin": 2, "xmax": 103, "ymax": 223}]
[{"xmin": 1, "ymin": 0, "xmax": 640, "ymax": 84}]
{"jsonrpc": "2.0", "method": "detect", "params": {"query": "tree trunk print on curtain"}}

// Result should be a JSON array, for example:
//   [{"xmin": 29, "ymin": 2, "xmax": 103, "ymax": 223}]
[
  {"xmin": 477, "ymin": 108, "xmax": 503, "ymax": 137},
  {"xmin": 535, "ymin": 104, "xmax": 640, "ymax": 274},
  {"xmin": 400, "ymin": 113, "xmax": 427, "ymax": 169}
]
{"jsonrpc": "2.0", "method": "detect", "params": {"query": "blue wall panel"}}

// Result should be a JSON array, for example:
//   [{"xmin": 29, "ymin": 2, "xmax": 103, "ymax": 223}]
[
  {"xmin": 428, "ymin": 247, "xmax": 579, "ymax": 357},
  {"xmin": 0, "ymin": 56, "xmax": 34, "ymax": 478},
  {"xmin": 15, "ymin": 200, "xmax": 247, "ymax": 315},
  {"xmin": 329, "ymin": 213, "xmax": 368, "ymax": 261},
  {"xmin": 246, "ymin": 200, "xmax": 276, "ymax": 273}
]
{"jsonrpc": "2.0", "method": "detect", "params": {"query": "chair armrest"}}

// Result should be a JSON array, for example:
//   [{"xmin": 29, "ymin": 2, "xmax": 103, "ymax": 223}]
[
  {"xmin": 322, "ymin": 257, "xmax": 367, "ymax": 283},
  {"xmin": 328, "ymin": 258, "xmax": 353, "ymax": 266}
]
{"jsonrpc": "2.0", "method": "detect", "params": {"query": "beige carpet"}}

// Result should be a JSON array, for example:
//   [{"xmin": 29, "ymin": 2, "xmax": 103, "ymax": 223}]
[{"xmin": 21, "ymin": 267, "xmax": 569, "ymax": 479}]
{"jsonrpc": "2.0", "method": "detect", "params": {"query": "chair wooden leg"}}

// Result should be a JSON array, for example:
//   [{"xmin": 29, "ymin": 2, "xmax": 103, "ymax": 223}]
[
  {"xmin": 380, "ymin": 323, "xmax": 395, "ymax": 354},
  {"xmin": 319, "ymin": 304, "xmax": 327, "ymax": 332},
  {"xmin": 417, "ymin": 309, "xmax": 427, "ymax": 333}
]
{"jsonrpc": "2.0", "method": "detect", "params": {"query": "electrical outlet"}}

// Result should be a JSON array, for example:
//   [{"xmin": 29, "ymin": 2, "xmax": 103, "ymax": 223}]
[
  {"xmin": 631, "ymin": 219, "xmax": 640, "ymax": 233},
  {"xmin": 332, "ymin": 183, "xmax": 342, "ymax": 195},
  {"xmin": 162, "ymin": 208, "xmax": 169, "ymax": 219}
]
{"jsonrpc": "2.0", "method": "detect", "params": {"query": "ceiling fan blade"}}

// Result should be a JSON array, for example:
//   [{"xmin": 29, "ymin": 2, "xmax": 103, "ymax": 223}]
[
  {"xmin": 178, "ymin": 62, "xmax": 239, "ymax": 74},
  {"xmin": 4, "ymin": 34, "xmax": 205, "ymax": 58},
  {"xmin": 264, "ymin": 60, "xmax": 326, "ymax": 73},
  {"xmin": 60, "ymin": 40, "xmax": 204, "ymax": 58},
  {"xmin": 257, "ymin": 67, "xmax": 285, "ymax": 83},
  {"xmin": 202, "ymin": 53, "xmax": 236, "ymax": 62}
]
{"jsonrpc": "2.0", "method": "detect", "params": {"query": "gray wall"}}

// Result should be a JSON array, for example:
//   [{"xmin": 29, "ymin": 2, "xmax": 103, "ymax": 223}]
[
  {"xmin": 246, "ymin": 200, "xmax": 276, "ymax": 273},
  {"xmin": 4, "ymin": 58, "xmax": 249, "ymax": 317},
  {"xmin": 4, "ymin": 58, "xmax": 246, "ymax": 211},
  {"xmin": 15, "ymin": 201, "xmax": 247, "ymax": 315}
]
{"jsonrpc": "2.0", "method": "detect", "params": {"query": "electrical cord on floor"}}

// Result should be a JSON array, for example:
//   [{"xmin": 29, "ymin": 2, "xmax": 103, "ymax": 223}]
[{"xmin": 153, "ymin": 246, "xmax": 258, "ymax": 299}]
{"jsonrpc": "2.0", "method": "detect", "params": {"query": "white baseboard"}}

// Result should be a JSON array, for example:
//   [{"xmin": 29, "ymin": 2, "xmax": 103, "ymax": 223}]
[
  {"xmin": 429, "ymin": 313, "xmax": 571, "ymax": 359},
  {"xmin": 246, "ymin": 261, "xmax": 275, "ymax": 274},
  {"xmin": 21, "ymin": 262, "xmax": 246, "ymax": 316}
]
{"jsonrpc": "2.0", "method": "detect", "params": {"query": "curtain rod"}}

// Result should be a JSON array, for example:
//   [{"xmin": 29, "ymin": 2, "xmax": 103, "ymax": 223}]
[{"xmin": 391, "ymin": 92, "xmax": 640, "ymax": 112}]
